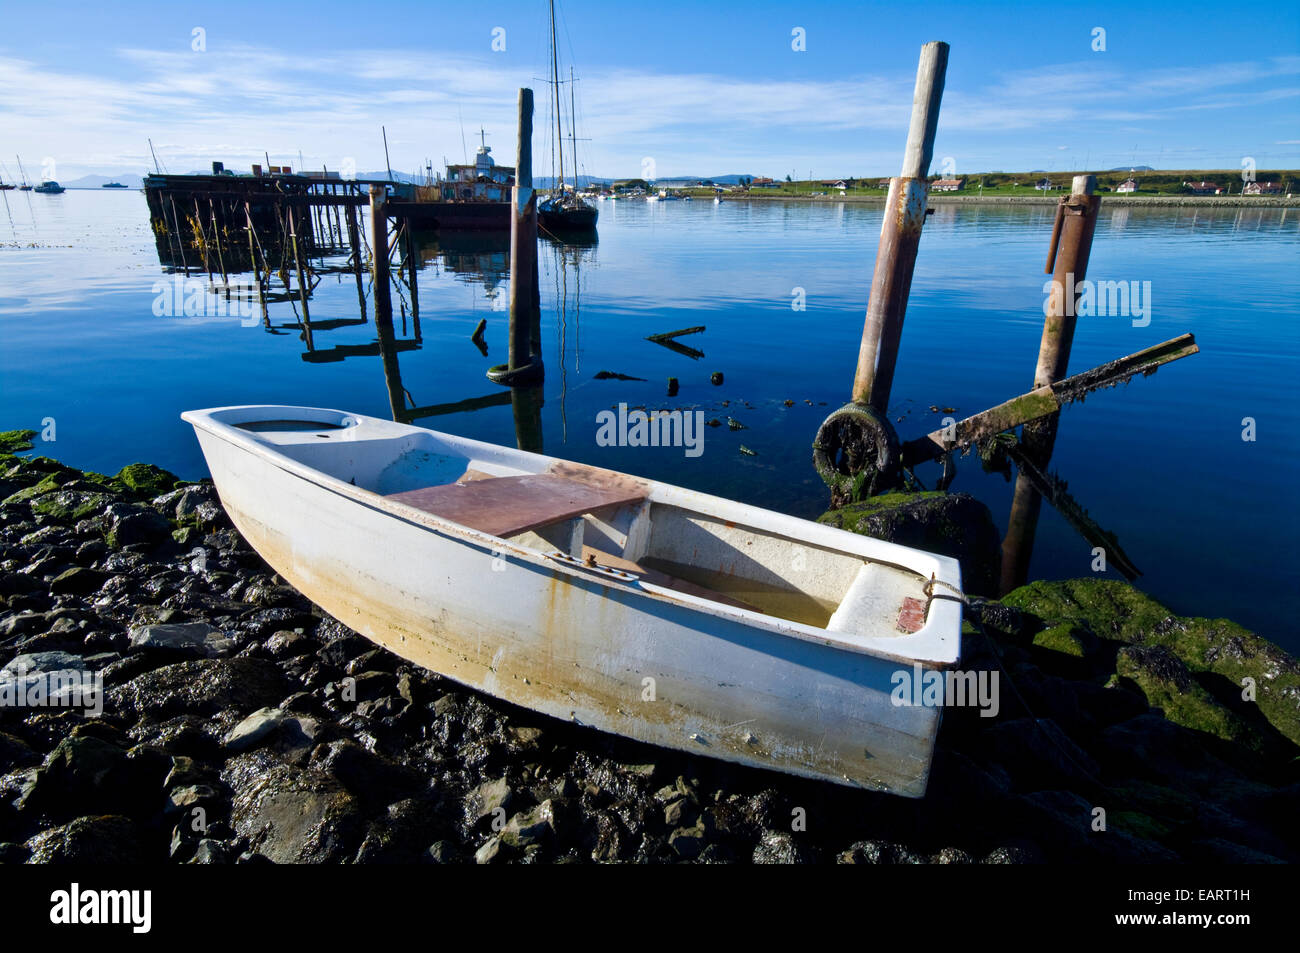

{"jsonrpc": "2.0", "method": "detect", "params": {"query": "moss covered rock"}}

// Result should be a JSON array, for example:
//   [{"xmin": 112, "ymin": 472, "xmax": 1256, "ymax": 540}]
[
  {"xmin": 818, "ymin": 491, "xmax": 1001, "ymax": 595},
  {"xmin": 0, "ymin": 429, "xmax": 36, "ymax": 453},
  {"xmin": 2, "ymin": 471, "xmax": 75, "ymax": 506},
  {"xmin": 1031, "ymin": 623, "xmax": 1095, "ymax": 659},
  {"xmin": 31, "ymin": 489, "xmax": 121, "ymax": 523},
  {"xmin": 1116, "ymin": 644, "xmax": 1262, "ymax": 752},
  {"xmin": 1004, "ymin": 579, "xmax": 1300, "ymax": 750},
  {"xmin": 112, "ymin": 463, "xmax": 180, "ymax": 499}
]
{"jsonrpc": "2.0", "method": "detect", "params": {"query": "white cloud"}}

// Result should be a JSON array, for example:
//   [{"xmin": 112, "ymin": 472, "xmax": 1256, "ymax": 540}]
[{"xmin": 1, "ymin": 46, "xmax": 1296, "ymax": 179}]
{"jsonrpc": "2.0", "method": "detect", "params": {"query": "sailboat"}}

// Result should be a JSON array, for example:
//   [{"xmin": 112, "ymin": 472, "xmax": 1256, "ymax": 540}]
[
  {"xmin": 15, "ymin": 157, "xmax": 33, "ymax": 191},
  {"xmin": 537, "ymin": 1, "xmax": 597, "ymax": 234}
]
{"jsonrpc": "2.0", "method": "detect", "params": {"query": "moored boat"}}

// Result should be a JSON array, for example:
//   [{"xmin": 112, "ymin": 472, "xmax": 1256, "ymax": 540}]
[
  {"xmin": 184, "ymin": 405, "xmax": 963, "ymax": 795},
  {"xmin": 535, "ymin": 0, "xmax": 598, "ymax": 235},
  {"xmin": 33, "ymin": 180, "xmax": 65, "ymax": 194},
  {"xmin": 538, "ymin": 193, "xmax": 598, "ymax": 231}
]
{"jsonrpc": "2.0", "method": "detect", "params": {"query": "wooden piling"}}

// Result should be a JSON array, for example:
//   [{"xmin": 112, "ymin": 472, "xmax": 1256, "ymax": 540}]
[
  {"xmin": 369, "ymin": 184, "xmax": 392, "ymax": 327},
  {"xmin": 404, "ymin": 217, "xmax": 421, "ymax": 336},
  {"xmin": 346, "ymin": 201, "xmax": 366, "ymax": 320},
  {"xmin": 167, "ymin": 196, "xmax": 189, "ymax": 274},
  {"xmin": 287, "ymin": 203, "xmax": 313, "ymax": 346},
  {"xmin": 194, "ymin": 197, "xmax": 214, "ymax": 284},
  {"xmin": 375, "ymin": 309, "xmax": 407, "ymax": 420},
  {"xmin": 244, "ymin": 202, "xmax": 270, "ymax": 328},
  {"xmin": 510, "ymin": 88, "xmax": 536, "ymax": 370},
  {"xmin": 208, "ymin": 198, "xmax": 228, "ymax": 289},
  {"xmin": 489, "ymin": 88, "xmax": 542, "ymax": 385},
  {"xmin": 851, "ymin": 41, "xmax": 948, "ymax": 412}
]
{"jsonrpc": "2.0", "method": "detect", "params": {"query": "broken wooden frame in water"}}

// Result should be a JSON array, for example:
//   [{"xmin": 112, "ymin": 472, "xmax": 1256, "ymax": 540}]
[
  {"xmin": 646, "ymin": 326, "xmax": 706, "ymax": 360},
  {"xmin": 900, "ymin": 333, "xmax": 1200, "ymax": 467}
]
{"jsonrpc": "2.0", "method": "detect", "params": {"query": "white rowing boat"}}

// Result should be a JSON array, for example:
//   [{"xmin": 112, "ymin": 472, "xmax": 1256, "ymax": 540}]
[{"xmin": 183, "ymin": 405, "xmax": 962, "ymax": 796}]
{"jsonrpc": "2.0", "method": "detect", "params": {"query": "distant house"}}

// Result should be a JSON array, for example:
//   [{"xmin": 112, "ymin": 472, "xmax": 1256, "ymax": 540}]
[
  {"xmin": 877, "ymin": 179, "xmax": 891, "ymax": 189},
  {"xmin": 1116, "ymin": 178, "xmax": 1138, "ymax": 193},
  {"xmin": 931, "ymin": 178, "xmax": 964, "ymax": 192},
  {"xmin": 1034, "ymin": 177, "xmax": 1054, "ymax": 191},
  {"xmin": 751, "ymin": 176, "xmax": 780, "ymax": 189},
  {"xmin": 821, "ymin": 180, "xmax": 848, "ymax": 191},
  {"xmin": 1184, "ymin": 180, "xmax": 1223, "ymax": 195},
  {"xmin": 1244, "ymin": 181, "xmax": 1283, "ymax": 195}
]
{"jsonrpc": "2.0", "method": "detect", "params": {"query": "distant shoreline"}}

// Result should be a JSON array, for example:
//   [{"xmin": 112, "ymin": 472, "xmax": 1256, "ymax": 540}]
[{"xmin": 720, "ymin": 192, "xmax": 1300, "ymax": 208}]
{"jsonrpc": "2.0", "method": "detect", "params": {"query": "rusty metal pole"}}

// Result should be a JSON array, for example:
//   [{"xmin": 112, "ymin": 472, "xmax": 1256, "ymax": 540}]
[
  {"xmin": 1034, "ymin": 173, "xmax": 1100, "ymax": 388},
  {"xmin": 851, "ymin": 41, "xmax": 948, "ymax": 411},
  {"xmin": 489, "ymin": 88, "xmax": 542, "ymax": 385},
  {"xmin": 1004, "ymin": 173, "xmax": 1101, "ymax": 591}
]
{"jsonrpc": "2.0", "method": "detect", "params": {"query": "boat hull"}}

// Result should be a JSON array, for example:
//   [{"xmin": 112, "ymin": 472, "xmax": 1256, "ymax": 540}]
[
  {"xmin": 387, "ymin": 200, "xmax": 510, "ymax": 231},
  {"xmin": 187, "ymin": 409, "xmax": 955, "ymax": 796},
  {"xmin": 539, "ymin": 206, "xmax": 598, "ymax": 232}
]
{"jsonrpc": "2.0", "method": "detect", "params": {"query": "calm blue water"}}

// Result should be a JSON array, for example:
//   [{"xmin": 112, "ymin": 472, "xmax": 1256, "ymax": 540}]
[{"xmin": 1, "ymin": 190, "xmax": 1296, "ymax": 649}]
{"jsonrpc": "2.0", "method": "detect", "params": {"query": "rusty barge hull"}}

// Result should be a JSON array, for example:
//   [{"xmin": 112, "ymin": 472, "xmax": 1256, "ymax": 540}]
[
  {"xmin": 387, "ymin": 201, "xmax": 510, "ymax": 231},
  {"xmin": 183, "ymin": 405, "xmax": 962, "ymax": 796}
]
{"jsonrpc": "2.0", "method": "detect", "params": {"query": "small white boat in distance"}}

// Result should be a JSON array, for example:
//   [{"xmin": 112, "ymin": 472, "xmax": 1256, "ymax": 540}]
[{"xmin": 183, "ymin": 406, "xmax": 962, "ymax": 796}]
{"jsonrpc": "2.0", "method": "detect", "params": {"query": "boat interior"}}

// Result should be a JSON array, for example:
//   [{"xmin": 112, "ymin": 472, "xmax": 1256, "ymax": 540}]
[{"xmin": 228, "ymin": 411, "xmax": 931, "ymax": 637}]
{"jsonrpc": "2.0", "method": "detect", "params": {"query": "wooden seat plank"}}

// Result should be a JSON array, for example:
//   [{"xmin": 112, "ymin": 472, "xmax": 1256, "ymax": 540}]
[{"xmin": 387, "ymin": 473, "xmax": 646, "ymax": 538}]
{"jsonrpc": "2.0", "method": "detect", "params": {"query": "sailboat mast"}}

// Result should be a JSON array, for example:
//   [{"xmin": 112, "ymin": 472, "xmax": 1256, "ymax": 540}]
[
  {"xmin": 570, "ymin": 65, "xmax": 578, "ymax": 189},
  {"xmin": 549, "ymin": 0, "xmax": 564, "ymax": 193}
]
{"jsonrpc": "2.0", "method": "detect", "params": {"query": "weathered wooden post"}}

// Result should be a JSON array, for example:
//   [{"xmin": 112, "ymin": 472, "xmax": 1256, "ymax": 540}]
[
  {"xmin": 287, "ymin": 201, "xmax": 312, "ymax": 328},
  {"xmin": 375, "ymin": 306, "xmax": 407, "ymax": 421},
  {"xmin": 208, "ymin": 198, "xmax": 229, "ymax": 289},
  {"xmin": 852, "ymin": 41, "xmax": 948, "ymax": 411},
  {"xmin": 194, "ymin": 197, "xmax": 214, "ymax": 284},
  {"xmin": 813, "ymin": 42, "xmax": 947, "ymax": 504},
  {"xmin": 346, "ymin": 201, "xmax": 367, "ymax": 320},
  {"xmin": 488, "ymin": 87, "xmax": 543, "ymax": 385},
  {"xmin": 244, "ymin": 202, "xmax": 270, "ymax": 329},
  {"xmin": 404, "ymin": 217, "xmax": 420, "ymax": 325},
  {"xmin": 511, "ymin": 384, "xmax": 545, "ymax": 453},
  {"xmin": 168, "ymin": 196, "xmax": 189, "ymax": 274},
  {"xmin": 369, "ymin": 184, "xmax": 392, "ymax": 327}
]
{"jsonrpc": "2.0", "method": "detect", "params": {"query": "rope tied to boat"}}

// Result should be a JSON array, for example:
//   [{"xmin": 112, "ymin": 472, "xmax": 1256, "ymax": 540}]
[{"xmin": 924, "ymin": 573, "xmax": 968, "ymax": 610}]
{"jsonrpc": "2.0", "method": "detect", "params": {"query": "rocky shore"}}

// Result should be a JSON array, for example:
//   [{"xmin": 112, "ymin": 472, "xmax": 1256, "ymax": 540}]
[{"xmin": 2, "ymin": 432, "xmax": 1296, "ymax": 864}]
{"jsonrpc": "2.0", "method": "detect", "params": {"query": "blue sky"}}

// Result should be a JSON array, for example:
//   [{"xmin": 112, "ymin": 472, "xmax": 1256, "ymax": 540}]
[{"xmin": 2, "ymin": 0, "xmax": 1297, "ymax": 181}]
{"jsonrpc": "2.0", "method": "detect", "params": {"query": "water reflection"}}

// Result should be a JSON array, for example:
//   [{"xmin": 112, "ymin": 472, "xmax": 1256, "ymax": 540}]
[{"xmin": 114, "ymin": 194, "xmax": 1298, "ymax": 641}]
